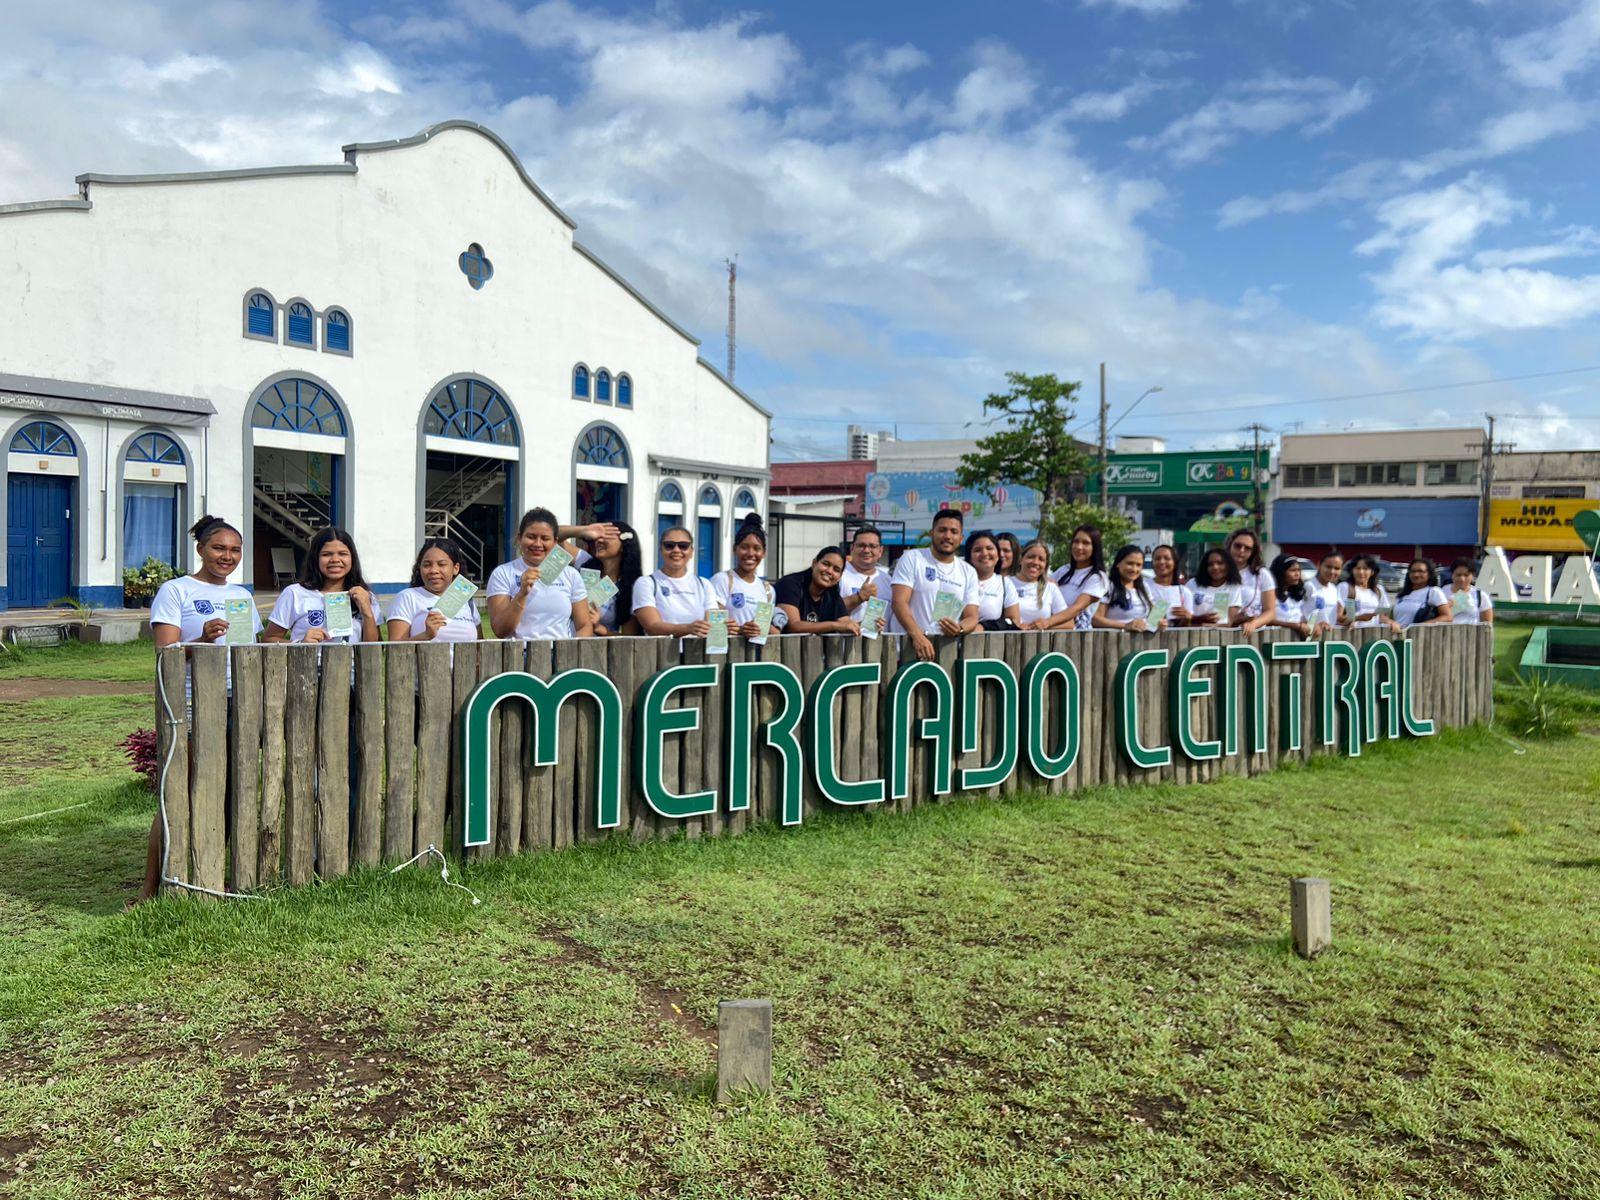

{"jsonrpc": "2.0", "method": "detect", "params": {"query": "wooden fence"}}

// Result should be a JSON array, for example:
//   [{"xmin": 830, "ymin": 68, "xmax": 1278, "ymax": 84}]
[{"xmin": 155, "ymin": 623, "xmax": 1494, "ymax": 894}]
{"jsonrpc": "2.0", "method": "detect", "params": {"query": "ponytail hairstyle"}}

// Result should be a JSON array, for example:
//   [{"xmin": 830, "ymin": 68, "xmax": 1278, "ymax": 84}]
[
  {"xmin": 1105, "ymin": 544, "xmax": 1151, "ymax": 613},
  {"xmin": 409, "ymin": 538, "xmax": 467, "ymax": 589},
  {"xmin": 298, "ymin": 527, "xmax": 370, "ymax": 592},
  {"xmin": 1018, "ymin": 539, "xmax": 1051, "ymax": 606},
  {"xmin": 1268, "ymin": 553, "xmax": 1306, "ymax": 604},
  {"xmin": 1151, "ymin": 543, "xmax": 1184, "ymax": 587},
  {"xmin": 191, "ymin": 514, "xmax": 240, "ymax": 546},
  {"xmin": 733, "ymin": 511, "xmax": 767, "ymax": 549},
  {"xmin": 516, "ymin": 507, "xmax": 560, "ymax": 541}
]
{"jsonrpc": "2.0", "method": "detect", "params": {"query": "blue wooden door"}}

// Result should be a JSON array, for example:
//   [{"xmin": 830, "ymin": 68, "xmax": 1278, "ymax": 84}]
[
  {"xmin": 697, "ymin": 516, "xmax": 719, "ymax": 576},
  {"xmin": 7, "ymin": 475, "xmax": 73, "ymax": 607}
]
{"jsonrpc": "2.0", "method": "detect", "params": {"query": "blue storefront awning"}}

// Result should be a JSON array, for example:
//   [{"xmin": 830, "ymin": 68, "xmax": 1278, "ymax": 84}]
[{"xmin": 1273, "ymin": 497, "xmax": 1479, "ymax": 546}]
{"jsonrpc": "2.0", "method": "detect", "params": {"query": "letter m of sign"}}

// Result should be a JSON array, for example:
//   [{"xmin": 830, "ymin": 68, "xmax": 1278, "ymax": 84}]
[{"xmin": 460, "ymin": 670, "xmax": 623, "ymax": 848}]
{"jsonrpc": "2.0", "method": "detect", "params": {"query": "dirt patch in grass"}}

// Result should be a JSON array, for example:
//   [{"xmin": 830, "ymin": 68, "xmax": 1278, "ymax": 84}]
[
  {"xmin": 0, "ymin": 679, "xmax": 149, "ymax": 701},
  {"xmin": 541, "ymin": 927, "xmax": 718, "ymax": 1050}
]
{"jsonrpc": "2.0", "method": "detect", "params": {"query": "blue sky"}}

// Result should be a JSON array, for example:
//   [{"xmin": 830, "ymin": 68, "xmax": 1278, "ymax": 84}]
[{"xmin": 4, "ymin": 0, "xmax": 1600, "ymax": 459}]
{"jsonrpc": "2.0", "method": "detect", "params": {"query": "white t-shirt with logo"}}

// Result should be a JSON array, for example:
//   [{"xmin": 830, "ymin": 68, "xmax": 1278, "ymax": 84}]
[
  {"xmin": 1015, "ymin": 578, "xmax": 1067, "ymax": 627},
  {"xmin": 1448, "ymin": 585, "xmax": 1493, "ymax": 625},
  {"xmin": 1337, "ymin": 582, "xmax": 1390, "ymax": 620},
  {"xmin": 973, "ymin": 574, "xmax": 1020, "ymax": 623},
  {"xmin": 891, "ymin": 548, "xmax": 981, "ymax": 634},
  {"xmin": 486, "ymin": 558, "xmax": 588, "ymax": 639},
  {"xmin": 1393, "ymin": 585, "xmax": 1448, "ymax": 629},
  {"xmin": 840, "ymin": 562, "xmax": 894, "ymax": 628},
  {"xmin": 1305, "ymin": 579, "xmax": 1341, "ymax": 626},
  {"xmin": 1184, "ymin": 580, "xmax": 1239, "ymax": 622},
  {"xmin": 632, "ymin": 570, "xmax": 718, "ymax": 627},
  {"xmin": 385, "ymin": 585, "xmax": 481, "ymax": 642},
  {"xmin": 1234, "ymin": 566, "xmax": 1276, "ymax": 618},
  {"xmin": 1273, "ymin": 592, "xmax": 1310, "ymax": 625},
  {"xmin": 1101, "ymin": 583, "xmax": 1153, "ymax": 625},
  {"xmin": 712, "ymin": 571, "xmax": 775, "ymax": 625},
  {"xmin": 150, "ymin": 576, "xmax": 262, "ymax": 644},
  {"xmin": 267, "ymin": 583, "xmax": 372, "ymax": 643},
  {"xmin": 1055, "ymin": 567, "xmax": 1109, "ymax": 630},
  {"xmin": 1148, "ymin": 581, "xmax": 1186, "ymax": 615}
]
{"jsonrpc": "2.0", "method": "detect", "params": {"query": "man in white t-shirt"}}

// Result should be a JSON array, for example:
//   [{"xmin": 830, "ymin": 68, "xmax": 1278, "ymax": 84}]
[
  {"xmin": 840, "ymin": 525, "xmax": 895, "ymax": 631},
  {"xmin": 891, "ymin": 508, "xmax": 981, "ymax": 660}
]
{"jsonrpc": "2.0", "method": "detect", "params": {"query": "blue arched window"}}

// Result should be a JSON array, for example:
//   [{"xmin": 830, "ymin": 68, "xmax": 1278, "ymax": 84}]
[
  {"xmin": 251, "ymin": 378, "xmax": 347, "ymax": 436},
  {"xmin": 245, "ymin": 291, "xmax": 275, "ymax": 339},
  {"xmin": 9, "ymin": 421, "xmax": 76, "ymax": 456},
  {"xmin": 324, "ymin": 309, "xmax": 351, "ymax": 354},
  {"xmin": 576, "ymin": 424, "xmax": 629, "ymax": 468},
  {"xmin": 286, "ymin": 301, "xmax": 315, "ymax": 347},
  {"xmin": 698, "ymin": 485, "xmax": 721, "ymax": 508},
  {"xmin": 734, "ymin": 487, "xmax": 757, "ymax": 511},
  {"xmin": 572, "ymin": 364, "xmax": 590, "ymax": 400},
  {"xmin": 659, "ymin": 481, "xmax": 683, "ymax": 505},
  {"xmin": 127, "ymin": 432, "xmax": 185, "ymax": 465},
  {"xmin": 616, "ymin": 373, "xmax": 632, "ymax": 408},
  {"xmin": 595, "ymin": 369, "xmax": 612, "ymax": 404},
  {"xmin": 425, "ymin": 377, "xmax": 518, "ymax": 446}
]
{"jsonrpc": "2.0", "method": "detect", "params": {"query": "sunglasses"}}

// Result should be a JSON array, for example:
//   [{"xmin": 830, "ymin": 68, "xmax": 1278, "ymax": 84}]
[{"xmin": 662, "ymin": 539, "xmax": 693, "ymax": 551}]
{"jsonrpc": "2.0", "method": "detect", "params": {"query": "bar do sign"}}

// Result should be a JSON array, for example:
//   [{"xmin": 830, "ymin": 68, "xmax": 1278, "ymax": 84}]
[{"xmin": 458, "ymin": 638, "xmax": 1435, "ymax": 848}]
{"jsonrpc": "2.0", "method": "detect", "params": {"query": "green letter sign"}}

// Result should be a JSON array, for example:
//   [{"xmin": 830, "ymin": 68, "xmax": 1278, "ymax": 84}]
[
  {"xmin": 726, "ymin": 660, "xmax": 807, "ymax": 825},
  {"xmin": 1169, "ymin": 645, "xmax": 1221, "ymax": 761},
  {"xmin": 1318, "ymin": 640, "xmax": 1362, "ymax": 757},
  {"xmin": 1115, "ymin": 647, "xmax": 1172, "ymax": 769},
  {"xmin": 958, "ymin": 657, "xmax": 1020, "ymax": 790},
  {"xmin": 636, "ymin": 663, "xmax": 719, "ymax": 819},
  {"xmin": 886, "ymin": 660, "xmax": 955, "ymax": 800},
  {"xmin": 1021, "ymin": 651, "xmax": 1080, "ymax": 779},
  {"xmin": 810, "ymin": 662, "xmax": 887, "ymax": 806}
]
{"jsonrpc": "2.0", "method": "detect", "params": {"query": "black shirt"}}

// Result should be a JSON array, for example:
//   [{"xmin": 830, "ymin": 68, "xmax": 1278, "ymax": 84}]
[{"xmin": 775, "ymin": 569, "xmax": 847, "ymax": 625}]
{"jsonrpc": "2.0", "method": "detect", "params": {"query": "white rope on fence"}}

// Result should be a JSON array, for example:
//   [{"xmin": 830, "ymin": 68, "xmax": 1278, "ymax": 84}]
[{"xmin": 389, "ymin": 843, "xmax": 482, "ymax": 906}]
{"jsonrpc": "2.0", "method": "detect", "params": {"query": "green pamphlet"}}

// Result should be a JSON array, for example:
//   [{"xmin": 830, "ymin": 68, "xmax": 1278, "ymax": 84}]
[
  {"xmin": 1147, "ymin": 599, "xmax": 1170, "ymax": 627},
  {"xmin": 1213, "ymin": 589, "xmax": 1232, "ymax": 613},
  {"xmin": 224, "ymin": 598, "xmax": 255, "ymax": 646},
  {"xmin": 932, "ymin": 590, "xmax": 964, "ymax": 628},
  {"xmin": 1452, "ymin": 590, "xmax": 1474, "ymax": 615},
  {"xmin": 751, "ymin": 601, "xmax": 775, "ymax": 646},
  {"xmin": 707, "ymin": 609, "xmax": 729, "ymax": 655},
  {"xmin": 585, "ymin": 574, "xmax": 618, "ymax": 609},
  {"xmin": 323, "ymin": 592, "xmax": 353, "ymax": 638},
  {"xmin": 860, "ymin": 597, "xmax": 887, "ymax": 639},
  {"xmin": 433, "ymin": 575, "xmax": 477, "ymax": 620},
  {"xmin": 538, "ymin": 545, "xmax": 573, "ymax": 587},
  {"xmin": 1342, "ymin": 598, "xmax": 1359, "ymax": 620}
]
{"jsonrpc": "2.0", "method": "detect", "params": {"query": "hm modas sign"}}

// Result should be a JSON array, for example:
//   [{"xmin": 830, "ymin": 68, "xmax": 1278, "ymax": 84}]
[{"xmin": 459, "ymin": 637, "xmax": 1435, "ymax": 848}]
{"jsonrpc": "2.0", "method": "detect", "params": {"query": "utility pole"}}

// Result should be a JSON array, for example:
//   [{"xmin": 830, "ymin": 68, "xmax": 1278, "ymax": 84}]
[
  {"xmin": 1243, "ymin": 422, "xmax": 1270, "ymax": 540},
  {"xmin": 1471, "ymin": 414, "xmax": 1515, "ymax": 552},
  {"xmin": 725, "ymin": 256, "xmax": 737, "ymax": 383},
  {"xmin": 1097, "ymin": 362, "xmax": 1108, "ymax": 509}
]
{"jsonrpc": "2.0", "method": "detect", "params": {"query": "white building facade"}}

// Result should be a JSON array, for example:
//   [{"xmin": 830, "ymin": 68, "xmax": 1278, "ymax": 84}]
[{"xmin": 0, "ymin": 121, "xmax": 769, "ymax": 609}]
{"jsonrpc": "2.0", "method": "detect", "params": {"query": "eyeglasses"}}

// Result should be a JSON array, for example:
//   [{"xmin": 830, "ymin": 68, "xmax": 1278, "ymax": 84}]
[{"xmin": 662, "ymin": 540, "xmax": 693, "ymax": 551}]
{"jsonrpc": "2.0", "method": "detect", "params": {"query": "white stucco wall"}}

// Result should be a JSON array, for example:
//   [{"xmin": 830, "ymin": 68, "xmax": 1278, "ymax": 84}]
[{"xmin": 0, "ymin": 122, "xmax": 769, "ymax": 601}]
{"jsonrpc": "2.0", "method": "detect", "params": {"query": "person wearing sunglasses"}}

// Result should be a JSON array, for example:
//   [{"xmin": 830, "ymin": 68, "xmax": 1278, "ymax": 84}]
[
  {"xmin": 775, "ymin": 546, "xmax": 858, "ymax": 634},
  {"xmin": 631, "ymin": 525, "xmax": 717, "ymax": 637}
]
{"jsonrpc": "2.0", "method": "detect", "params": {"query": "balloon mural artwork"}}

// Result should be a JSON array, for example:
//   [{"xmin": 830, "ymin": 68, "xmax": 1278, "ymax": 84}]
[{"xmin": 860, "ymin": 471, "xmax": 1044, "ymax": 542}]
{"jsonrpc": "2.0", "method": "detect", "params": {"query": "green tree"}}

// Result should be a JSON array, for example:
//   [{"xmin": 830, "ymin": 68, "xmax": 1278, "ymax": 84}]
[{"xmin": 955, "ymin": 372, "xmax": 1136, "ymax": 555}]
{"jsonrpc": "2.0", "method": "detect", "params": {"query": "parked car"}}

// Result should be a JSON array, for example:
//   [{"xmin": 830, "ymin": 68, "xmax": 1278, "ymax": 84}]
[{"xmin": 1376, "ymin": 560, "xmax": 1406, "ymax": 592}]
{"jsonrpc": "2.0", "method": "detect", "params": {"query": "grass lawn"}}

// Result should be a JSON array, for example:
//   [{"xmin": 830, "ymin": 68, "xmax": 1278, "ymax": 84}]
[{"xmin": 1, "ymin": 630, "xmax": 1597, "ymax": 1198}]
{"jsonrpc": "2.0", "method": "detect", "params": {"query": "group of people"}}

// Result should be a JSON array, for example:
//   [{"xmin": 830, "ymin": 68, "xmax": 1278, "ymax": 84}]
[{"xmin": 149, "ymin": 506, "xmax": 1493, "ymax": 659}]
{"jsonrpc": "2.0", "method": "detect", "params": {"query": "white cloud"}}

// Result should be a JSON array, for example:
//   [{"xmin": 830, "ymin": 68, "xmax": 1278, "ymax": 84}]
[
  {"xmin": 949, "ymin": 41, "xmax": 1036, "ymax": 126},
  {"xmin": 1497, "ymin": 0, "xmax": 1600, "ymax": 89},
  {"xmin": 1062, "ymin": 79, "xmax": 1163, "ymax": 122},
  {"xmin": 1134, "ymin": 75, "xmax": 1370, "ymax": 165},
  {"xmin": 1081, "ymin": 0, "xmax": 1190, "ymax": 13},
  {"xmin": 1358, "ymin": 175, "xmax": 1600, "ymax": 337},
  {"xmin": 112, "ymin": 53, "xmax": 227, "ymax": 92},
  {"xmin": 315, "ymin": 45, "xmax": 404, "ymax": 98}
]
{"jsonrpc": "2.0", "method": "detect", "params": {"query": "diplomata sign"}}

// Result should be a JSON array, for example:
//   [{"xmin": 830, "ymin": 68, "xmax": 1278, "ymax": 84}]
[{"xmin": 457, "ymin": 636, "xmax": 1436, "ymax": 848}]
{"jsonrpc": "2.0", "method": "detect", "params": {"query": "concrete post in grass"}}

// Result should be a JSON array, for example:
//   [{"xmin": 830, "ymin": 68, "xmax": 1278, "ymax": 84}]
[
  {"xmin": 1291, "ymin": 877, "xmax": 1331, "ymax": 959},
  {"xmin": 716, "ymin": 999, "xmax": 772, "ymax": 1103}
]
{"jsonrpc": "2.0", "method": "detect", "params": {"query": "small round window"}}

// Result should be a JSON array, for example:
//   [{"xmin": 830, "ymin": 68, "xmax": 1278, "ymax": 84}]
[{"xmin": 459, "ymin": 243, "xmax": 494, "ymax": 290}]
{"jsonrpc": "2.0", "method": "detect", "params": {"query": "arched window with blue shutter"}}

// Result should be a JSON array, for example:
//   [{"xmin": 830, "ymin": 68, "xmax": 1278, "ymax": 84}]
[
  {"xmin": 324, "ymin": 308, "xmax": 352, "ymax": 355},
  {"xmin": 424, "ymin": 377, "xmax": 519, "ymax": 446},
  {"xmin": 734, "ymin": 487, "xmax": 757, "ymax": 513},
  {"xmin": 595, "ymin": 369, "xmax": 612, "ymax": 404},
  {"xmin": 286, "ymin": 301, "xmax": 315, "ymax": 347},
  {"xmin": 244, "ymin": 290, "xmax": 276, "ymax": 340},
  {"xmin": 9, "ymin": 420, "xmax": 76, "ymax": 457},
  {"xmin": 576, "ymin": 424, "xmax": 629, "ymax": 468},
  {"xmin": 127, "ymin": 431, "xmax": 185, "ymax": 465},
  {"xmin": 572, "ymin": 364, "xmax": 590, "ymax": 400},
  {"xmin": 616, "ymin": 373, "xmax": 632, "ymax": 408},
  {"xmin": 251, "ymin": 377, "xmax": 347, "ymax": 436}
]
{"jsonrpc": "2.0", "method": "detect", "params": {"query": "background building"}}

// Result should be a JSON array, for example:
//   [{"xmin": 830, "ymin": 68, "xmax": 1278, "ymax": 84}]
[
  {"xmin": 865, "ymin": 438, "xmax": 1049, "ymax": 546},
  {"xmin": 1272, "ymin": 428, "xmax": 1481, "ymax": 563},
  {"xmin": 0, "ymin": 120, "xmax": 769, "ymax": 608},
  {"xmin": 846, "ymin": 425, "xmax": 893, "ymax": 461},
  {"xmin": 1486, "ymin": 449, "xmax": 1600, "ymax": 554},
  {"xmin": 1091, "ymin": 438, "xmax": 1272, "ymax": 566}
]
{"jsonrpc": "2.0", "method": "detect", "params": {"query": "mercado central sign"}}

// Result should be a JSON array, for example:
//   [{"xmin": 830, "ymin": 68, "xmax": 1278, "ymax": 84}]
[{"xmin": 155, "ymin": 626, "xmax": 1492, "ymax": 895}]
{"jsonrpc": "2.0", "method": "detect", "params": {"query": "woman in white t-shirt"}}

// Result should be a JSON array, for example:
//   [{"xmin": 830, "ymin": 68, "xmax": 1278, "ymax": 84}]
[
  {"xmin": 264, "ymin": 527, "xmax": 381, "ymax": 644},
  {"xmin": 1337, "ymin": 555, "xmax": 1398, "ymax": 631},
  {"xmin": 1052, "ymin": 525, "xmax": 1109, "ymax": 631},
  {"xmin": 1225, "ymin": 528, "xmax": 1277, "ymax": 627},
  {"xmin": 1094, "ymin": 545, "xmax": 1167, "ymax": 632},
  {"xmin": 140, "ymin": 515, "xmax": 263, "ymax": 904},
  {"xmin": 571, "ymin": 522, "xmax": 643, "ymax": 635},
  {"xmin": 1148, "ymin": 544, "xmax": 1191, "ymax": 626},
  {"xmin": 1245, "ymin": 554, "xmax": 1315, "ymax": 636},
  {"xmin": 1014, "ymin": 541, "xmax": 1068, "ymax": 630},
  {"xmin": 712, "ymin": 514, "xmax": 777, "ymax": 637},
  {"xmin": 486, "ymin": 507, "xmax": 594, "ymax": 640},
  {"xmin": 1446, "ymin": 558, "xmax": 1494, "ymax": 625},
  {"xmin": 964, "ymin": 530, "xmax": 1022, "ymax": 629},
  {"xmin": 386, "ymin": 538, "xmax": 484, "ymax": 643},
  {"xmin": 632, "ymin": 525, "xmax": 716, "ymax": 637},
  {"xmin": 1304, "ymin": 552, "xmax": 1343, "ymax": 630},
  {"xmin": 1184, "ymin": 549, "xmax": 1242, "ymax": 627},
  {"xmin": 1392, "ymin": 558, "xmax": 1451, "ymax": 629}
]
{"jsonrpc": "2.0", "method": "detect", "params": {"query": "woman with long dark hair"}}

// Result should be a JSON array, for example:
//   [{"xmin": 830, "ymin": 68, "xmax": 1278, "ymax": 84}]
[
  {"xmin": 965, "ymin": 530, "xmax": 1022, "ymax": 629},
  {"xmin": 1224, "ymin": 528, "xmax": 1276, "ymax": 628},
  {"xmin": 1183, "ymin": 548, "xmax": 1241, "ymax": 627},
  {"xmin": 581, "ymin": 521, "xmax": 643, "ymax": 635},
  {"xmin": 995, "ymin": 532, "xmax": 1024, "ymax": 577},
  {"xmin": 1393, "ymin": 557, "xmax": 1451, "ymax": 628},
  {"xmin": 263, "ymin": 527, "xmax": 380, "ymax": 643},
  {"xmin": 1094, "ymin": 544, "xmax": 1165, "ymax": 631},
  {"xmin": 1338, "ymin": 554, "xmax": 1395, "ymax": 630},
  {"xmin": 1148, "ymin": 544, "xmax": 1191, "ymax": 626},
  {"xmin": 775, "ymin": 545, "xmax": 858, "ymax": 634},
  {"xmin": 1051, "ymin": 525, "xmax": 1108, "ymax": 630},
  {"xmin": 1244, "ymin": 553, "xmax": 1314, "ymax": 636},
  {"xmin": 386, "ymin": 538, "xmax": 484, "ymax": 642}
]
